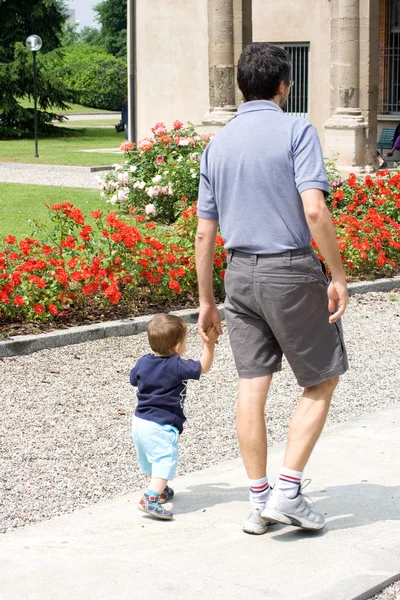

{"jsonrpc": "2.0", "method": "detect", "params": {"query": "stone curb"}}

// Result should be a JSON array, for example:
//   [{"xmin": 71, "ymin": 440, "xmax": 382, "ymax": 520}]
[
  {"xmin": 0, "ymin": 277, "xmax": 399, "ymax": 358},
  {"xmin": 0, "ymin": 163, "xmax": 112, "ymax": 173}
]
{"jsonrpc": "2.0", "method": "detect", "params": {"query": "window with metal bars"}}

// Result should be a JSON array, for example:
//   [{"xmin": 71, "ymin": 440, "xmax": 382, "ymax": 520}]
[
  {"xmin": 379, "ymin": 0, "xmax": 400, "ymax": 114},
  {"xmin": 276, "ymin": 43, "xmax": 310, "ymax": 118}
]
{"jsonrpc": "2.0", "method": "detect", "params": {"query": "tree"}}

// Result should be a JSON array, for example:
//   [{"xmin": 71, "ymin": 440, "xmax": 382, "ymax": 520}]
[
  {"xmin": 0, "ymin": 0, "xmax": 72, "ymax": 138},
  {"xmin": 94, "ymin": 0, "xmax": 127, "ymax": 59},
  {"xmin": 56, "ymin": 44, "xmax": 127, "ymax": 111}
]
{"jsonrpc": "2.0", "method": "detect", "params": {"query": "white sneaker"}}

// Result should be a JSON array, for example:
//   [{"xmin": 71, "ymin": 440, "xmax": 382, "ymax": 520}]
[
  {"xmin": 261, "ymin": 486, "xmax": 325, "ymax": 530},
  {"xmin": 243, "ymin": 504, "xmax": 269, "ymax": 535}
]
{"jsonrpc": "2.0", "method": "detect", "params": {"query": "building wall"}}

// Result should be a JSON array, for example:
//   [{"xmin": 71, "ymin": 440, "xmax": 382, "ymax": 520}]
[
  {"xmin": 135, "ymin": 0, "xmax": 209, "ymax": 140},
  {"xmin": 252, "ymin": 0, "xmax": 331, "ymax": 145}
]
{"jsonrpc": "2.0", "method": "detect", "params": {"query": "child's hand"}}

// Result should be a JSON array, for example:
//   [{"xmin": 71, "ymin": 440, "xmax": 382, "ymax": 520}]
[{"xmin": 205, "ymin": 326, "xmax": 219, "ymax": 345}]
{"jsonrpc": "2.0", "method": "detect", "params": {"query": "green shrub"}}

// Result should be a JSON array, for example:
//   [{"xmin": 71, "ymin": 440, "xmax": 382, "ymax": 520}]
[{"xmin": 57, "ymin": 44, "xmax": 127, "ymax": 111}]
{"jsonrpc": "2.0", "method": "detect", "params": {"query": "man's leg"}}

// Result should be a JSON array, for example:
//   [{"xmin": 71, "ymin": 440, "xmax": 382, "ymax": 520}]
[
  {"xmin": 236, "ymin": 375, "xmax": 272, "ymax": 478},
  {"xmin": 262, "ymin": 376, "xmax": 339, "ymax": 530},
  {"xmin": 283, "ymin": 376, "xmax": 339, "ymax": 472},
  {"xmin": 237, "ymin": 375, "xmax": 273, "ymax": 535}
]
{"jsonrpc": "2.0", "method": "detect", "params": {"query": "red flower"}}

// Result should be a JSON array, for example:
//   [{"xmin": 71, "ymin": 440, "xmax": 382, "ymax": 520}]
[
  {"xmin": 4, "ymin": 235, "xmax": 16, "ymax": 244},
  {"xmin": 29, "ymin": 275, "xmax": 46, "ymax": 289},
  {"xmin": 220, "ymin": 270, "xmax": 226, "ymax": 280},
  {"xmin": 48, "ymin": 304, "xmax": 58, "ymax": 316},
  {"xmin": 33, "ymin": 303, "xmax": 45, "ymax": 314},
  {"xmin": 55, "ymin": 269, "xmax": 69, "ymax": 286},
  {"xmin": 61, "ymin": 236, "xmax": 76, "ymax": 249},
  {"xmin": 92, "ymin": 209, "xmax": 102, "ymax": 219},
  {"xmin": 104, "ymin": 283, "xmax": 121, "ymax": 304},
  {"xmin": 0, "ymin": 291, "xmax": 10, "ymax": 304},
  {"xmin": 71, "ymin": 208, "xmax": 84, "ymax": 225},
  {"xmin": 42, "ymin": 245, "xmax": 52, "ymax": 255},
  {"xmin": 79, "ymin": 225, "xmax": 92, "ymax": 242},
  {"xmin": 168, "ymin": 280, "xmax": 181, "ymax": 293},
  {"xmin": 11, "ymin": 272, "xmax": 21, "ymax": 286},
  {"xmin": 19, "ymin": 241, "xmax": 31, "ymax": 255},
  {"xmin": 67, "ymin": 257, "xmax": 78, "ymax": 270},
  {"xmin": 173, "ymin": 120, "xmax": 184, "ymax": 130},
  {"xmin": 9, "ymin": 252, "xmax": 20, "ymax": 261},
  {"xmin": 111, "ymin": 233, "xmax": 123, "ymax": 242},
  {"xmin": 14, "ymin": 295, "xmax": 25, "ymax": 306},
  {"xmin": 138, "ymin": 259, "xmax": 149, "ymax": 268}
]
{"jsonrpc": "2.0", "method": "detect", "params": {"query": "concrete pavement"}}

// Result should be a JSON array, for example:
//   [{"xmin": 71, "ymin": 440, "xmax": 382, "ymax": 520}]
[{"xmin": 1, "ymin": 404, "xmax": 399, "ymax": 600}]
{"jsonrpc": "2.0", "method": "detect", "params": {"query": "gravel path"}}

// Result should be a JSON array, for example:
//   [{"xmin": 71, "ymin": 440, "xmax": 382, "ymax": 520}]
[
  {"xmin": 0, "ymin": 164, "xmax": 103, "ymax": 189},
  {"xmin": 0, "ymin": 291, "xmax": 399, "ymax": 536},
  {"xmin": 372, "ymin": 581, "xmax": 400, "ymax": 600}
]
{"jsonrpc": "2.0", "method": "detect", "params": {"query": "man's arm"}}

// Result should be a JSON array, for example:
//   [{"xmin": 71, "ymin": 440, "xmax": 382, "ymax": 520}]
[
  {"xmin": 195, "ymin": 217, "xmax": 223, "ymax": 342},
  {"xmin": 301, "ymin": 189, "xmax": 348, "ymax": 323}
]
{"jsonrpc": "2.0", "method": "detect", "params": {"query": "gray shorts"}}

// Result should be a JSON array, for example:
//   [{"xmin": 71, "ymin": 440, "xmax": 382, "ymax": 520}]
[{"xmin": 224, "ymin": 247, "xmax": 348, "ymax": 387}]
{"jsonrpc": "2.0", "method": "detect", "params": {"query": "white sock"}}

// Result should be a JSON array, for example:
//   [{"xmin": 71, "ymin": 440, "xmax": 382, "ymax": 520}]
[
  {"xmin": 249, "ymin": 476, "xmax": 271, "ymax": 506},
  {"xmin": 277, "ymin": 467, "xmax": 303, "ymax": 499}
]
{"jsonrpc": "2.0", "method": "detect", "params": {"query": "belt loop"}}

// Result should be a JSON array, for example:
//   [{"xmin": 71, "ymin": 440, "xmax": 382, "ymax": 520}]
[
  {"xmin": 283, "ymin": 251, "xmax": 291, "ymax": 266},
  {"xmin": 228, "ymin": 249, "xmax": 233, "ymax": 263},
  {"xmin": 250, "ymin": 254, "xmax": 258, "ymax": 266}
]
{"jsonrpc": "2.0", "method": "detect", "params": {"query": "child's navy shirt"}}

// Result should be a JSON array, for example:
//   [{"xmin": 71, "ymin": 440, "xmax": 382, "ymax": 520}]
[{"xmin": 130, "ymin": 354, "xmax": 201, "ymax": 433}]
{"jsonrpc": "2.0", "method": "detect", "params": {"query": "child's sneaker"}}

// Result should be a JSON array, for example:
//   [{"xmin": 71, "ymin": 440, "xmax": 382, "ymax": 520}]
[
  {"xmin": 159, "ymin": 485, "xmax": 174, "ymax": 504},
  {"xmin": 137, "ymin": 493, "xmax": 173, "ymax": 520}
]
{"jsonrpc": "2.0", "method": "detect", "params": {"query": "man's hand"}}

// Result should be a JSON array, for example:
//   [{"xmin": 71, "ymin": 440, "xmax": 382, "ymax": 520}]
[
  {"xmin": 327, "ymin": 279, "xmax": 348, "ymax": 323},
  {"xmin": 198, "ymin": 303, "xmax": 222, "ymax": 343}
]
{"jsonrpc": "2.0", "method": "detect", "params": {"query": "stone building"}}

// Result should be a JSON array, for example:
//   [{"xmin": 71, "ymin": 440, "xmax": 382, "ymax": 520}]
[{"xmin": 135, "ymin": 0, "xmax": 399, "ymax": 172}]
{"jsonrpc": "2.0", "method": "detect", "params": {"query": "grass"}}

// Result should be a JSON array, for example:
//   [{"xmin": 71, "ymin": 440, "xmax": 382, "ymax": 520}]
[
  {"xmin": 18, "ymin": 98, "xmax": 118, "ymax": 115},
  {"xmin": 0, "ymin": 183, "xmax": 103, "ymax": 239},
  {"xmin": 59, "ymin": 119, "xmax": 118, "ymax": 128},
  {"xmin": 0, "ymin": 128, "xmax": 124, "ymax": 166}
]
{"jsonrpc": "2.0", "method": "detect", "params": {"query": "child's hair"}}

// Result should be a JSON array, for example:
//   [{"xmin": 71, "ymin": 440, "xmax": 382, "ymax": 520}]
[{"xmin": 147, "ymin": 314, "xmax": 187, "ymax": 355}]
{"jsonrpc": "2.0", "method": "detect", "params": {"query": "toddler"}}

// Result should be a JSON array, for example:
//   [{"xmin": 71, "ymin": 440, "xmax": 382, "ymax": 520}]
[{"xmin": 130, "ymin": 313, "xmax": 218, "ymax": 520}]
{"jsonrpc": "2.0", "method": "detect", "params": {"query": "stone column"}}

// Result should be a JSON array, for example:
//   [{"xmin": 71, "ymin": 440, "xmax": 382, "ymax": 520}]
[
  {"xmin": 324, "ymin": 0, "xmax": 370, "ymax": 173},
  {"xmin": 202, "ymin": 0, "xmax": 237, "ymax": 126}
]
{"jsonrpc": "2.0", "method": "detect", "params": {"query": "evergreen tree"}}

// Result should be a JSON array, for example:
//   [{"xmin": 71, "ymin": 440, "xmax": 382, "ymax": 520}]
[{"xmin": 0, "ymin": 0, "xmax": 72, "ymax": 138}]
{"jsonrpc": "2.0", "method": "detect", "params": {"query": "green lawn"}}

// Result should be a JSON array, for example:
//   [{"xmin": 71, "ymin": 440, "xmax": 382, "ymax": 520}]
[
  {"xmin": 58, "ymin": 119, "xmax": 118, "ymax": 128},
  {"xmin": 18, "ymin": 97, "xmax": 118, "ymax": 115},
  {"xmin": 0, "ymin": 183, "xmax": 104, "ymax": 239},
  {"xmin": 0, "ymin": 128, "xmax": 124, "ymax": 166}
]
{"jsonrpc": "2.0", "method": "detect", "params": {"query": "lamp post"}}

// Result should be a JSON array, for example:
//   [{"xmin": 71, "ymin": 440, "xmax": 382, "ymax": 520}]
[{"xmin": 26, "ymin": 35, "xmax": 43, "ymax": 158}]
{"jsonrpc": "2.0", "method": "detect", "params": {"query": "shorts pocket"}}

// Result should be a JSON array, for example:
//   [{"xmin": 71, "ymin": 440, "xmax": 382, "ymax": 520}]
[{"xmin": 159, "ymin": 425, "xmax": 179, "ymax": 445}]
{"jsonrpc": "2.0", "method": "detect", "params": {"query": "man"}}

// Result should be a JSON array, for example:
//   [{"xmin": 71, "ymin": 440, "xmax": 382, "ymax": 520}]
[{"xmin": 195, "ymin": 43, "xmax": 348, "ymax": 535}]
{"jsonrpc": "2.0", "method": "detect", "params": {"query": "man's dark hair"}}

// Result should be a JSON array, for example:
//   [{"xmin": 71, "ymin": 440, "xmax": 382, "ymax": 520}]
[{"xmin": 237, "ymin": 43, "xmax": 291, "ymax": 102}]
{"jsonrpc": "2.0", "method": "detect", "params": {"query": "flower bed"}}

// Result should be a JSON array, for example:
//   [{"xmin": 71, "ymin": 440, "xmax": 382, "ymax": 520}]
[
  {"xmin": 0, "ymin": 201, "xmax": 226, "ymax": 330},
  {"xmin": 0, "ymin": 121, "xmax": 399, "ymax": 331}
]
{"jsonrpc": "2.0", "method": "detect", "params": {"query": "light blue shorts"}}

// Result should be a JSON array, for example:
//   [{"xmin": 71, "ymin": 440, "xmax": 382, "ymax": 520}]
[{"xmin": 132, "ymin": 415, "xmax": 179, "ymax": 480}]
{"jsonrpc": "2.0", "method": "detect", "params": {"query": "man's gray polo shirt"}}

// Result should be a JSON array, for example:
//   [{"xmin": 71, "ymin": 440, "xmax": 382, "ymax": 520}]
[{"xmin": 197, "ymin": 100, "xmax": 330, "ymax": 254}]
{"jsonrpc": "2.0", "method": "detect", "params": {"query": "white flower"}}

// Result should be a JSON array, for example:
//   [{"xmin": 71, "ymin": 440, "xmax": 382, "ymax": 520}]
[
  {"xmin": 145, "ymin": 203, "xmax": 156, "ymax": 215},
  {"xmin": 133, "ymin": 180, "xmax": 146, "ymax": 190},
  {"xmin": 178, "ymin": 139, "xmax": 189, "ymax": 146},
  {"xmin": 112, "ymin": 163, "xmax": 123, "ymax": 171},
  {"xmin": 129, "ymin": 165, "xmax": 138, "ymax": 173},
  {"xmin": 177, "ymin": 155, "xmax": 183, "ymax": 162},
  {"xmin": 147, "ymin": 185, "xmax": 161, "ymax": 198},
  {"xmin": 191, "ymin": 173, "xmax": 197, "ymax": 178},
  {"xmin": 109, "ymin": 194, "xmax": 118, "ymax": 205},
  {"xmin": 118, "ymin": 171, "xmax": 129, "ymax": 184},
  {"xmin": 152, "ymin": 174, "xmax": 162, "ymax": 184},
  {"xmin": 118, "ymin": 188, "xmax": 129, "ymax": 202}
]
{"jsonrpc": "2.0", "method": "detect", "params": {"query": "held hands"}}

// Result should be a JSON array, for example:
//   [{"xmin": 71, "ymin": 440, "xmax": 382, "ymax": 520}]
[
  {"xmin": 328, "ymin": 278, "xmax": 349, "ymax": 323},
  {"xmin": 198, "ymin": 303, "xmax": 223, "ymax": 343},
  {"xmin": 204, "ymin": 326, "xmax": 219, "ymax": 346}
]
